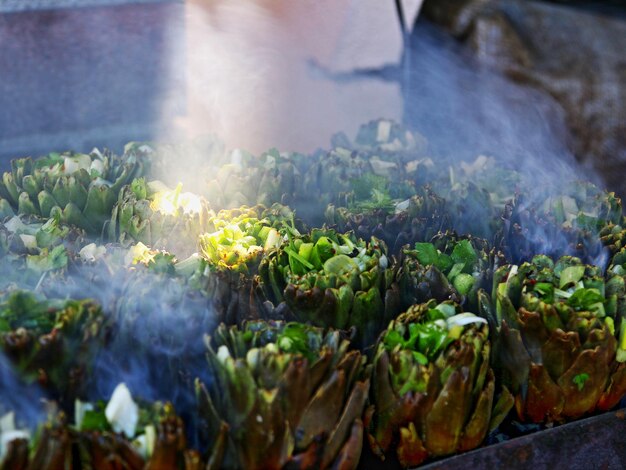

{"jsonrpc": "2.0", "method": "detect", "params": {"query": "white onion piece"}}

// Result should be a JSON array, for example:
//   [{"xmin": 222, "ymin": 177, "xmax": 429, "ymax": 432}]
[
  {"xmin": 447, "ymin": 313, "xmax": 487, "ymax": 328},
  {"xmin": 105, "ymin": 383, "xmax": 139, "ymax": 438}
]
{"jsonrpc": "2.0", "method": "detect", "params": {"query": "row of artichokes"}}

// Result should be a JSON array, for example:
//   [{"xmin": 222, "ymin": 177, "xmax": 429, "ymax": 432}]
[
  {"xmin": 1, "ymin": 134, "xmax": 624, "ymax": 269},
  {"xmin": 195, "ymin": 310, "xmax": 509, "ymax": 469}
]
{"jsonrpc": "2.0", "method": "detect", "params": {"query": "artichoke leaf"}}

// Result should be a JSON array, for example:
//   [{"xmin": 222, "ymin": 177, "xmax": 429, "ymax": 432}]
[
  {"xmin": 557, "ymin": 347, "xmax": 609, "ymax": 418},
  {"xmin": 458, "ymin": 369, "xmax": 495, "ymax": 452},
  {"xmin": 597, "ymin": 362, "xmax": 626, "ymax": 411},
  {"xmin": 321, "ymin": 379, "xmax": 369, "ymax": 468},
  {"xmin": 522, "ymin": 364, "xmax": 564, "ymax": 423},
  {"xmin": 541, "ymin": 329, "xmax": 581, "ymax": 380},
  {"xmin": 396, "ymin": 422, "xmax": 428, "ymax": 469},
  {"xmin": 295, "ymin": 370, "xmax": 347, "ymax": 451},
  {"xmin": 423, "ymin": 366, "xmax": 472, "ymax": 456}
]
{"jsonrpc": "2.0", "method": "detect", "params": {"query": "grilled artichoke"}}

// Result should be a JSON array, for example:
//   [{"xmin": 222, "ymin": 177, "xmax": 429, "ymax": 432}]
[
  {"xmin": 481, "ymin": 255, "xmax": 626, "ymax": 423},
  {"xmin": 198, "ymin": 205, "xmax": 294, "ymax": 324},
  {"xmin": 0, "ymin": 215, "xmax": 85, "ymax": 294},
  {"xmin": 0, "ymin": 291, "xmax": 106, "ymax": 407},
  {"xmin": 599, "ymin": 220, "xmax": 626, "ymax": 256},
  {"xmin": 397, "ymin": 234, "xmax": 505, "ymax": 312},
  {"xmin": 325, "ymin": 183, "xmax": 448, "ymax": 255},
  {"xmin": 0, "ymin": 149, "xmax": 149, "ymax": 235},
  {"xmin": 353, "ymin": 119, "xmax": 427, "ymax": 156},
  {"xmin": 259, "ymin": 228, "xmax": 399, "ymax": 347},
  {"xmin": 300, "ymin": 130, "xmax": 430, "ymax": 227},
  {"xmin": 205, "ymin": 148, "xmax": 308, "ymax": 210},
  {"xmin": 498, "ymin": 182, "xmax": 622, "ymax": 264},
  {"xmin": 433, "ymin": 155, "xmax": 524, "ymax": 240},
  {"xmin": 368, "ymin": 300, "xmax": 509, "ymax": 467},
  {"xmin": 0, "ymin": 385, "xmax": 216, "ymax": 470},
  {"xmin": 196, "ymin": 321, "xmax": 369, "ymax": 469},
  {"xmin": 108, "ymin": 178, "xmax": 212, "ymax": 258}
]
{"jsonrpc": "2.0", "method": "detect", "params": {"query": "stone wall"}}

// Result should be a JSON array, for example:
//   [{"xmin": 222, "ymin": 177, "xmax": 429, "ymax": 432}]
[{"xmin": 422, "ymin": 0, "xmax": 626, "ymax": 198}]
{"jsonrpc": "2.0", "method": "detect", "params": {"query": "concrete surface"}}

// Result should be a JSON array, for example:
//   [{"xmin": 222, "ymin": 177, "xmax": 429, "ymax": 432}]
[{"xmin": 0, "ymin": 3, "xmax": 181, "ymax": 163}]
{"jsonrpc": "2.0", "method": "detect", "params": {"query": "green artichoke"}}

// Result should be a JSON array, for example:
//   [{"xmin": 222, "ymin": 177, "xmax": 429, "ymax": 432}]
[
  {"xmin": 199, "ymin": 205, "xmax": 290, "ymax": 274},
  {"xmin": 0, "ymin": 291, "xmax": 106, "ymax": 407},
  {"xmin": 427, "ymin": 155, "xmax": 523, "ymax": 240},
  {"xmin": 368, "ymin": 300, "xmax": 511, "ymax": 467},
  {"xmin": 498, "ymin": 182, "xmax": 622, "ymax": 264},
  {"xmin": 259, "ymin": 228, "xmax": 399, "ymax": 347},
  {"xmin": 300, "ymin": 137, "xmax": 428, "ymax": 227},
  {"xmin": 349, "ymin": 120, "xmax": 435, "ymax": 186},
  {"xmin": 481, "ymin": 255, "xmax": 626, "ymax": 423},
  {"xmin": 196, "ymin": 321, "xmax": 369, "ymax": 469},
  {"xmin": 397, "ymin": 233, "xmax": 505, "ymax": 312},
  {"xmin": 0, "ymin": 149, "xmax": 150, "ymax": 235},
  {"xmin": 108, "ymin": 178, "xmax": 212, "ymax": 258}
]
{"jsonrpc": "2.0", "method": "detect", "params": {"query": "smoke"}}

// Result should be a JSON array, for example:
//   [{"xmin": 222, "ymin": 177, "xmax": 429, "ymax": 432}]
[
  {"xmin": 404, "ymin": 22, "xmax": 585, "ymax": 184},
  {"xmin": 0, "ymin": 352, "xmax": 44, "ymax": 429},
  {"xmin": 0, "ymin": 236, "xmax": 219, "ymax": 443}
]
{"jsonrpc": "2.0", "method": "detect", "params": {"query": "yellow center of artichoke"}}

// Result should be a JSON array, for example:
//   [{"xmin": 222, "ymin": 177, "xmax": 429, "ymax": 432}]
[{"xmin": 149, "ymin": 185, "xmax": 203, "ymax": 216}]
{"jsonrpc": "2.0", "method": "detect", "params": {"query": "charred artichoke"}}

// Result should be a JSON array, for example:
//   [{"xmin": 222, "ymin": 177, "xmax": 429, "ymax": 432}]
[
  {"xmin": 325, "ymin": 183, "xmax": 448, "ymax": 255},
  {"xmin": 499, "ymin": 182, "xmax": 622, "ymax": 264},
  {"xmin": 205, "ymin": 148, "xmax": 308, "ymax": 210},
  {"xmin": 0, "ymin": 291, "xmax": 106, "ymax": 406},
  {"xmin": 368, "ymin": 300, "xmax": 510, "ymax": 467},
  {"xmin": 481, "ymin": 255, "xmax": 626, "ymax": 423},
  {"xmin": 0, "ymin": 384, "xmax": 216, "ymax": 470},
  {"xmin": 198, "ymin": 205, "xmax": 294, "ymax": 324},
  {"xmin": 259, "ymin": 228, "xmax": 399, "ymax": 347},
  {"xmin": 196, "ymin": 321, "xmax": 369, "ymax": 469},
  {"xmin": 397, "ymin": 234, "xmax": 505, "ymax": 312}
]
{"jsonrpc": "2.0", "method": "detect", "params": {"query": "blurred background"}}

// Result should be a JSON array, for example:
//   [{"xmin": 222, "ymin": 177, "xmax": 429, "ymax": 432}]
[{"xmin": 0, "ymin": 0, "xmax": 624, "ymax": 196}]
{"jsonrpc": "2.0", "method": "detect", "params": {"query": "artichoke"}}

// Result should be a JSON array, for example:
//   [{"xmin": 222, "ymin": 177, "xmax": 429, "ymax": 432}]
[
  {"xmin": 435, "ymin": 155, "xmax": 524, "ymax": 240},
  {"xmin": 0, "ymin": 291, "xmax": 106, "ymax": 407},
  {"xmin": 0, "ymin": 385, "xmax": 217, "ymax": 470},
  {"xmin": 498, "ymin": 182, "xmax": 622, "ymax": 264},
  {"xmin": 196, "ymin": 321, "xmax": 369, "ymax": 469},
  {"xmin": 397, "ymin": 233, "xmax": 505, "ymax": 312},
  {"xmin": 0, "ymin": 149, "xmax": 150, "ymax": 235},
  {"xmin": 300, "ymin": 146, "xmax": 426, "ymax": 227},
  {"xmin": 107, "ymin": 178, "xmax": 212, "ymax": 258},
  {"xmin": 325, "ymin": 183, "xmax": 449, "ymax": 255},
  {"xmin": 599, "ymin": 220, "xmax": 626, "ymax": 256},
  {"xmin": 205, "ymin": 148, "xmax": 308, "ymax": 210},
  {"xmin": 349, "ymin": 120, "xmax": 435, "ymax": 188},
  {"xmin": 353, "ymin": 119, "xmax": 427, "ymax": 156},
  {"xmin": 368, "ymin": 300, "xmax": 510, "ymax": 467},
  {"xmin": 259, "ymin": 228, "xmax": 399, "ymax": 347},
  {"xmin": 481, "ymin": 255, "xmax": 626, "ymax": 423},
  {"xmin": 0, "ymin": 215, "xmax": 85, "ymax": 293},
  {"xmin": 198, "ymin": 205, "xmax": 295, "ymax": 324}
]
